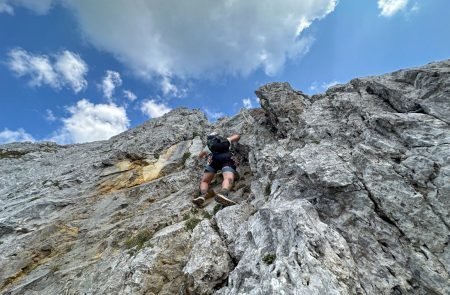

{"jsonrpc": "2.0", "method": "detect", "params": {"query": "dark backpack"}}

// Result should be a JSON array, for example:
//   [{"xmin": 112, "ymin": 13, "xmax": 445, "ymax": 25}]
[{"xmin": 207, "ymin": 135, "xmax": 230, "ymax": 153}]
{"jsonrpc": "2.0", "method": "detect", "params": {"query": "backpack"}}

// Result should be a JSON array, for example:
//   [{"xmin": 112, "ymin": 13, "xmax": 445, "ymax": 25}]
[{"xmin": 207, "ymin": 134, "xmax": 230, "ymax": 153}]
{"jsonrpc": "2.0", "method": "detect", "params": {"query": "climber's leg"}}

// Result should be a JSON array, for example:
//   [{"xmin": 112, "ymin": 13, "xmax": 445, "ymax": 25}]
[
  {"xmin": 221, "ymin": 170, "xmax": 235, "ymax": 191},
  {"xmin": 200, "ymin": 171, "xmax": 215, "ymax": 194}
]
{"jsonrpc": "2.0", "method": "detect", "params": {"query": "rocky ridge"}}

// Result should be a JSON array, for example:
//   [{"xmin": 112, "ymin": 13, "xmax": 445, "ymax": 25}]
[{"xmin": 0, "ymin": 60, "xmax": 449, "ymax": 294}]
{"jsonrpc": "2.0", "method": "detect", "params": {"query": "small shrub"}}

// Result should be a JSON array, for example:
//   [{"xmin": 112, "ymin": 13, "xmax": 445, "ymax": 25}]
[
  {"xmin": 30, "ymin": 196, "xmax": 40, "ymax": 202},
  {"xmin": 183, "ymin": 213, "xmax": 190, "ymax": 221},
  {"xmin": 185, "ymin": 217, "xmax": 201, "ymax": 231},
  {"xmin": 192, "ymin": 131, "xmax": 200, "ymax": 138},
  {"xmin": 262, "ymin": 253, "xmax": 276, "ymax": 265},
  {"xmin": 124, "ymin": 229, "xmax": 153, "ymax": 250},
  {"xmin": 0, "ymin": 241, "xmax": 3, "ymax": 245}
]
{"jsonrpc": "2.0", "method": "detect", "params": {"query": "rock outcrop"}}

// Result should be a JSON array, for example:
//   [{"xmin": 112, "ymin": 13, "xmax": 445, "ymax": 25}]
[{"xmin": 0, "ymin": 60, "xmax": 449, "ymax": 294}]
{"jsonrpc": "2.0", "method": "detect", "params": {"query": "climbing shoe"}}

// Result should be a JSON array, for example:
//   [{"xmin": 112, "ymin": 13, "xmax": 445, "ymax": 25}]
[
  {"xmin": 192, "ymin": 190, "xmax": 215, "ymax": 207},
  {"xmin": 215, "ymin": 189, "xmax": 237, "ymax": 206}
]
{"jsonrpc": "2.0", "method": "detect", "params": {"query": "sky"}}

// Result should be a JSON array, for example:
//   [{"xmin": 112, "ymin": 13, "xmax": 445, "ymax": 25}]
[{"xmin": 0, "ymin": 0, "xmax": 449, "ymax": 144}]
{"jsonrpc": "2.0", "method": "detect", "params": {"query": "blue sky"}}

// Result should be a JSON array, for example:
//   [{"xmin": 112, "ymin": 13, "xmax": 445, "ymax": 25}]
[{"xmin": 0, "ymin": 0, "xmax": 449, "ymax": 144}]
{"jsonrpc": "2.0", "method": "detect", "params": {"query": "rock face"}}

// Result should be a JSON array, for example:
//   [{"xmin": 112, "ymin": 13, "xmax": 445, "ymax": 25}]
[{"xmin": 0, "ymin": 60, "xmax": 449, "ymax": 295}]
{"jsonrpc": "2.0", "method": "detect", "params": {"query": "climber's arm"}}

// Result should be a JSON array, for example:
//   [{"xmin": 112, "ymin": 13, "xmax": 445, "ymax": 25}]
[
  {"xmin": 198, "ymin": 150, "xmax": 208, "ymax": 159},
  {"xmin": 227, "ymin": 134, "xmax": 240, "ymax": 143}
]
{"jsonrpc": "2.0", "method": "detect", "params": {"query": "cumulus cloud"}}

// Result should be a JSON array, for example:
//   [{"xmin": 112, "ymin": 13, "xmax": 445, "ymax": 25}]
[
  {"xmin": 242, "ymin": 98, "xmax": 253, "ymax": 109},
  {"xmin": 45, "ymin": 109, "xmax": 56, "ymax": 122},
  {"xmin": 203, "ymin": 108, "xmax": 225, "ymax": 120},
  {"xmin": 378, "ymin": 0, "xmax": 409, "ymax": 17},
  {"xmin": 101, "ymin": 70, "xmax": 122, "ymax": 101},
  {"xmin": 0, "ymin": 0, "xmax": 54, "ymax": 15},
  {"xmin": 123, "ymin": 90, "xmax": 137, "ymax": 101},
  {"xmin": 0, "ymin": 2, "xmax": 14, "ymax": 14},
  {"xmin": 140, "ymin": 100, "xmax": 172, "ymax": 118},
  {"xmin": 161, "ymin": 76, "xmax": 187, "ymax": 97},
  {"xmin": 50, "ymin": 99, "xmax": 129, "ymax": 144},
  {"xmin": 65, "ymin": 0, "xmax": 337, "ymax": 78},
  {"xmin": 7, "ymin": 48, "xmax": 88, "ymax": 93},
  {"xmin": 0, "ymin": 128, "xmax": 34, "ymax": 144},
  {"xmin": 54, "ymin": 51, "xmax": 88, "ymax": 93}
]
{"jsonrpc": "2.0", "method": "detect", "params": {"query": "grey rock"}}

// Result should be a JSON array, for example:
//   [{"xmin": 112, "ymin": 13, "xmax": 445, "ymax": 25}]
[
  {"xmin": 183, "ymin": 220, "xmax": 233, "ymax": 294},
  {"xmin": 1, "ymin": 60, "xmax": 450, "ymax": 294}
]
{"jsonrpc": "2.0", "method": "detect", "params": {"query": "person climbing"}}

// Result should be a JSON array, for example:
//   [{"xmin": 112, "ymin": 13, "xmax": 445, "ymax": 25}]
[{"xmin": 192, "ymin": 132, "xmax": 241, "ymax": 207}]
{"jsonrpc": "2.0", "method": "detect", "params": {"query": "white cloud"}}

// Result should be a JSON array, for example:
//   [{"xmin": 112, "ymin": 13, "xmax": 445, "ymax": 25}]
[
  {"xmin": 160, "ymin": 76, "xmax": 187, "ymax": 97},
  {"xmin": 8, "ymin": 48, "xmax": 58, "ymax": 88},
  {"xmin": 64, "ymin": 0, "xmax": 337, "ymax": 79},
  {"xmin": 309, "ymin": 80, "xmax": 340, "ymax": 93},
  {"xmin": 123, "ymin": 90, "xmax": 137, "ymax": 101},
  {"xmin": 140, "ymin": 100, "xmax": 172, "ymax": 118},
  {"xmin": 378, "ymin": 0, "xmax": 409, "ymax": 17},
  {"xmin": 0, "ymin": 0, "xmax": 54, "ymax": 15},
  {"xmin": 50, "ymin": 99, "xmax": 129, "ymax": 144},
  {"xmin": 101, "ymin": 70, "xmax": 122, "ymax": 101},
  {"xmin": 203, "ymin": 108, "xmax": 225, "ymax": 120},
  {"xmin": 242, "ymin": 98, "xmax": 253, "ymax": 109},
  {"xmin": 410, "ymin": 2, "xmax": 420, "ymax": 13},
  {"xmin": 7, "ymin": 48, "xmax": 88, "ymax": 93},
  {"xmin": 45, "ymin": 109, "xmax": 56, "ymax": 122},
  {"xmin": 0, "ymin": 128, "xmax": 34, "ymax": 144},
  {"xmin": 54, "ymin": 50, "xmax": 88, "ymax": 93},
  {"xmin": 0, "ymin": 2, "xmax": 14, "ymax": 14}
]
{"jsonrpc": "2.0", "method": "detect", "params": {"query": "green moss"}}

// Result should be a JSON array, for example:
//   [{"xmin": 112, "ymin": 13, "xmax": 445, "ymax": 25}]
[
  {"xmin": 50, "ymin": 264, "xmax": 60, "ymax": 273},
  {"xmin": 124, "ymin": 229, "xmax": 153, "ymax": 250},
  {"xmin": 192, "ymin": 131, "xmax": 200, "ymax": 138},
  {"xmin": 0, "ymin": 150, "xmax": 28, "ymax": 159},
  {"xmin": 262, "ymin": 253, "xmax": 276, "ymax": 265},
  {"xmin": 30, "ymin": 197, "xmax": 40, "ymax": 202},
  {"xmin": 0, "ymin": 241, "xmax": 3, "ymax": 245},
  {"xmin": 185, "ymin": 217, "xmax": 201, "ymax": 231},
  {"xmin": 183, "ymin": 213, "xmax": 191, "ymax": 221},
  {"xmin": 182, "ymin": 152, "xmax": 191, "ymax": 165},
  {"xmin": 202, "ymin": 210, "xmax": 212, "ymax": 219}
]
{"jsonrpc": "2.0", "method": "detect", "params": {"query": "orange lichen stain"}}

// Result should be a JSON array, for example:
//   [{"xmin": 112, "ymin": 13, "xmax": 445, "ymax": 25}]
[
  {"xmin": 0, "ymin": 223, "xmax": 81, "ymax": 292},
  {"xmin": 97, "ymin": 160, "xmax": 147, "ymax": 194},
  {"xmin": 56, "ymin": 223, "xmax": 79, "ymax": 238},
  {"xmin": 0, "ymin": 249, "xmax": 54, "ymax": 292},
  {"xmin": 97, "ymin": 143, "xmax": 181, "ymax": 194}
]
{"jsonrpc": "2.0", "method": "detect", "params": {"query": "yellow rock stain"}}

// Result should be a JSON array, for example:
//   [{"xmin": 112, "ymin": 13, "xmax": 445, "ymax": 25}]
[{"xmin": 98, "ymin": 142, "xmax": 185, "ymax": 194}]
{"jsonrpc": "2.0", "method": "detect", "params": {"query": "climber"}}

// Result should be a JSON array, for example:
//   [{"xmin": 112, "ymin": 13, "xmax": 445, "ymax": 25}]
[{"xmin": 192, "ymin": 132, "xmax": 241, "ymax": 207}]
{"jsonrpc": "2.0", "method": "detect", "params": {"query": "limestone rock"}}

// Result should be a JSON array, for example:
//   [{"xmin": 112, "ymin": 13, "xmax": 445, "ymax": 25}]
[
  {"xmin": 183, "ymin": 220, "xmax": 233, "ymax": 294},
  {"xmin": 1, "ymin": 60, "xmax": 450, "ymax": 295}
]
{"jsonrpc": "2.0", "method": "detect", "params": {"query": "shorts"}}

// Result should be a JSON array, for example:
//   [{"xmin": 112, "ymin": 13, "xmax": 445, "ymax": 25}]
[{"xmin": 204, "ymin": 152, "xmax": 237, "ymax": 174}]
